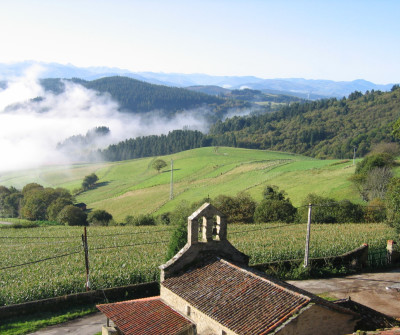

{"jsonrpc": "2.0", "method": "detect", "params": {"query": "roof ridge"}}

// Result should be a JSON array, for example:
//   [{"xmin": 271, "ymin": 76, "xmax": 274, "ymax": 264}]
[
  {"xmin": 219, "ymin": 258, "xmax": 312, "ymax": 301},
  {"xmin": 96, "ymin": 295, "xmax": 160, "ymax": 307},
  {"xmin": 219, "ymin": 258, "xmax": 359, "ymax": 317}
]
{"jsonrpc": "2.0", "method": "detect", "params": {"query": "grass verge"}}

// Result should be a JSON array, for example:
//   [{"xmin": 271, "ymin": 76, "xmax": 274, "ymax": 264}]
[{"xmin": 0, "ymin": 304, "xmax": 98, "ymax": 335}]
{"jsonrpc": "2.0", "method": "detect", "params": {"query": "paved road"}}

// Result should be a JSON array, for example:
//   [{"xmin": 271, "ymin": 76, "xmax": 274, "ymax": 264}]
[{"xmin": 29, "ymin": 269, "xmax": 400, "ymax": 335}]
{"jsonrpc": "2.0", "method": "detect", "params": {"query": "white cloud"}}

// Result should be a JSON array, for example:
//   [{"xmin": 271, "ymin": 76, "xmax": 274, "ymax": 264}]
[{"xmin": 0, "ymin": 68, "xmax": 211, "ymax": 173}]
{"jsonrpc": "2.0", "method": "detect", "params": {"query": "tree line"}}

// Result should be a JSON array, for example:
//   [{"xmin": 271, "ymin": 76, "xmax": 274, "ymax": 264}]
[{"xmin": 0, "ymin": 173, "xmax": 114, "ymax": 227}]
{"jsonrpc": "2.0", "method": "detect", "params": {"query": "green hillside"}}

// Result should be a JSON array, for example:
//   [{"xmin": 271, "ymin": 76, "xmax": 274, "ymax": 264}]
[
  {"xmin": 0, "ymin": 147, "xmax": 361, "ymax": 221},
  {"xmin": 210, "ymin": 87, "xmax": 400, "ymax": 158}
]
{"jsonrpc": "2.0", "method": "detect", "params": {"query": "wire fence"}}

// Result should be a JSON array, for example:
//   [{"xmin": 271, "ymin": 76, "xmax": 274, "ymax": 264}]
[{"xmin": 0, "ymin": 200, "xmax": 392, "ymax": 272}]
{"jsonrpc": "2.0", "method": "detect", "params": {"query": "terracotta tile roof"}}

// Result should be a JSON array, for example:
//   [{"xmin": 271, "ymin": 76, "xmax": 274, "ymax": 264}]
[
  {"xmin": 162, "ymin": 258, "xmax": 354, "ymax": 335},
  {"xmin": 97, "ymin": 296, "xmax": 195, "ymax": 335}
]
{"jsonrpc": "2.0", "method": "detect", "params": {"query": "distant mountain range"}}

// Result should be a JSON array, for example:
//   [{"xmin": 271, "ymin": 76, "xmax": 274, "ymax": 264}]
[{"xmin": 0, "ymin": 61, "xmax": 397, "ymax": 98}]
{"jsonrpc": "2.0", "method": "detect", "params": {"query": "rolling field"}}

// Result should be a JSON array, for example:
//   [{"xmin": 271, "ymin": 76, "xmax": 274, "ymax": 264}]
[
  {"xmin": 0, "ymin": 147, "xmax": 360, "ymax": 221},
  {"xmin": 0, "ymin": 222, "xmax": 395, "ymax": 306}
]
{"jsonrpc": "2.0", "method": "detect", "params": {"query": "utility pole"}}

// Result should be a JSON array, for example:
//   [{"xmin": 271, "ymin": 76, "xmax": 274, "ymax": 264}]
[
  {"xmin": 304, "ymin": 203, "xmax": 312, "ymax": 268},
  {"xmin": 170, "ymin": 159, "xmax": 174, "ymax": 200},
  {"xmin": 81, "ymin": 227, "xmax": 90, "ymax": 291},
  {"xmin": 353, "ymin": 147, "xmax": 356, "ymax": 165}
]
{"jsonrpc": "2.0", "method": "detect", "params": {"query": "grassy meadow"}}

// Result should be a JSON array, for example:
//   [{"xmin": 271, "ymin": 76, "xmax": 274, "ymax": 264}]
[{"xmin": 0, "ymin": 147, "xmax": 360, "ymax": 222}]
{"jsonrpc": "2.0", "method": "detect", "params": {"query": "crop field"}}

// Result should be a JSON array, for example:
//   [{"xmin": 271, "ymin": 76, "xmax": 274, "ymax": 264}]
[
  {"xmin": 0, "ymin": 222, "xmax": 395, "ymax": 306},
  {"xmin": 0, "ymin": 147, "xmax": 363, "ymax": 221}
]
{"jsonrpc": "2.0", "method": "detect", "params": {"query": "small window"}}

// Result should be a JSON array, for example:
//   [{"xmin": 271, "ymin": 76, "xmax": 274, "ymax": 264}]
[{"xmin": 186, "ymin": 305, "xmax": 191, "ymax": 316}]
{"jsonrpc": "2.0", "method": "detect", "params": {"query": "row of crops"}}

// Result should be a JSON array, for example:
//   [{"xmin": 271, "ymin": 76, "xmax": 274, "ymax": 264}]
[{"xmin": 0, "ymin": 222, "xmax": 396, "ymax": 306}]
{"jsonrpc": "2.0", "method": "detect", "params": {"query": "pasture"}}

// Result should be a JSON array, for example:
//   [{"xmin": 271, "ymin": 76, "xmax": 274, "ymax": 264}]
[
  {"xmin": 0, "ymin": 147, "xmax": 361, "ymax": 221},
  {"xmin": 0, "ymin": 222, "xmax": 395, "ymax": 306}
]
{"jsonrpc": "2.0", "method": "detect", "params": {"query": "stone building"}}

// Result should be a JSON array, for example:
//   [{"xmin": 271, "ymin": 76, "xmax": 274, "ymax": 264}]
[{"xmin": 97, "ymin": 203, "xmax": 360, "ymax": 335}]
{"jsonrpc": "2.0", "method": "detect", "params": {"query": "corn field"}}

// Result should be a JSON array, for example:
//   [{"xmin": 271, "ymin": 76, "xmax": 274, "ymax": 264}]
[{"xmin": 0, "ymin": 222, "xmax": 395, "ymax": 306}]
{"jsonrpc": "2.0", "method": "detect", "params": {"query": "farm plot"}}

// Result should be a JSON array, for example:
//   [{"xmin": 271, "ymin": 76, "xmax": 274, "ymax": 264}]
[{"xmin": 0, "ymin": 222, "xmax": 395, "ymax": 306}]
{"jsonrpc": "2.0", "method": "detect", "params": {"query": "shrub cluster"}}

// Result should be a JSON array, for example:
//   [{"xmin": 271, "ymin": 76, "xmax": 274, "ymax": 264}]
[
  {"xmin": 125, "ymin": 214, "xmax": 156, "ymax": 226},
  {"xmin": 298, "ymin": 194, "xmax": 364, "ymax": 224}
]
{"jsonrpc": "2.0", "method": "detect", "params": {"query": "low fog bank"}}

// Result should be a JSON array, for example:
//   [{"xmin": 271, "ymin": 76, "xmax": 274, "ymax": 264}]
[{"xmin": 0, "ymin": 67, "xmax": 214, "ymax": 173}]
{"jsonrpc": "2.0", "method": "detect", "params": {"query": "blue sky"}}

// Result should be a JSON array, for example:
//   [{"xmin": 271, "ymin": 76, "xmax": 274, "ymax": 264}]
[{"xmin": 0, "ymin": 0, "xmax": 399, "ymax": 83}]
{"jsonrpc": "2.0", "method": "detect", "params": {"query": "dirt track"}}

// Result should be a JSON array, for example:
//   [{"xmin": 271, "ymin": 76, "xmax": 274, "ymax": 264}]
[{"xmin": 0, "ymin": 221, "xmax": 12, "ymax": 225}]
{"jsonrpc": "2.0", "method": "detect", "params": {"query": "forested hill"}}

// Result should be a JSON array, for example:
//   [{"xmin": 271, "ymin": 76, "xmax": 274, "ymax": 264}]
[
  {"xmin": 96, "ymin": 87, "xmax": 400, "ymax": 162},
  {"xmin": 41, "ymin": 76, "xmax": 247, "ymax": 116},
  {"xmin": 209, "ymin": 87, "xmax": 400, "ymax": 159},
  {"xmin": 76, "ymin": 76, "xmax": 224, "ymax": 113}
]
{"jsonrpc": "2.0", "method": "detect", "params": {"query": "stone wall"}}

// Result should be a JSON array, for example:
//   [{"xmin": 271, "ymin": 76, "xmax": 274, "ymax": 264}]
[
  {"xmin": 161, "ymin": 285, "xmax": 235, "ymax": 335},
  {"xmin": 0, "ymin": 281, "xmax": 159, "ymax": 319}
]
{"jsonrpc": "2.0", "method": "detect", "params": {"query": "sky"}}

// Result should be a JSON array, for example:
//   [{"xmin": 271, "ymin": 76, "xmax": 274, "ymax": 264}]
[{"xmin": 0, "ymin": 0, "xmax": 399, "ymax": 84}]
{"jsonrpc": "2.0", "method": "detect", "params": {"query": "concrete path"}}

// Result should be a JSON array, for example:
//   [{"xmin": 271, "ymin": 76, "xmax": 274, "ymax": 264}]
[
  {"xmin": 288, "ymin": 268, "xmax": 400, "ymax": 318},
  {"xmin": 28, "ymin": 312, "xmax": 107, "ymax": 335}
]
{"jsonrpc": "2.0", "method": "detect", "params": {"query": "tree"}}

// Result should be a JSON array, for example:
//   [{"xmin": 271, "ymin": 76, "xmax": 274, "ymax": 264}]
[
  {"xmin": 47, "ymin": 197, "xmax": 73, "ymax": 221},
  {"xmin": 22, "ymin": 183, "xmax": 44, "ymax": 196},
  {"xmin": 57, "ymin": 205, "xmax": 87, "ymax": 226},
  {"xmin": 152, "ymin": 159, "xmax": 167, "ymax": 173},
  {"xmin": 88, "ymin": 209, "xmax": 113, "ymax": 226},
  {"xmin": 20, "ymin": 186, "xmax": 73, "ymax": 221},
  {"xmin": 213, "ymin": 193, "xmax": 256, "ymax": 223},
  {"xmin": 82, "ymin": 173, "xmax": 99, "ymax": 190},
  {"xmin": 21, "ymin": 189, "xmax": 48, "ymax": 220},
  {"xmin": 363, "ymin": 167, "xmax": 393, "ymax": 201},
  {"xmin": 385, "ymin": 178, "xmax": 400, "ymax": 233},
  {"xmin": 254, "ymin": 186, "xmax": 296, "ymax": 223},
  {"xmin": 165, "ymin": 200, "xmax": 192, "ymax": 260},
  {"xmin": 351, "ymin": 153, "xmax": 395, "ymax": 201}
]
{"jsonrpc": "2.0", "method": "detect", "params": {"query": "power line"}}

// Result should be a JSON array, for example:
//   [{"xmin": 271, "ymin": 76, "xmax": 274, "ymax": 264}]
[
  {"xmin": 0, "ymin": 235, "xmax": 80, "ymax": 239},
  {"xmin": 90, "ymin": 240, "xmax": 169, "ymax": 251},
  {"xmin": 0, "ymin": 228, "xmax": 174, "ymax": 240},
  {"xmin": 88, "ymin": 228, "xmax": 173, "ymax": 238},
  {"xmin": 229, "ymin": 223, "xmax": 304, "ymax": 235},
  {"xmin": 0, "ymin": 249, "xmax": 81, "ymax": 271},
  {"xmin": 1, "ymin": 240, "xmax": 170, "ymax": 270}
]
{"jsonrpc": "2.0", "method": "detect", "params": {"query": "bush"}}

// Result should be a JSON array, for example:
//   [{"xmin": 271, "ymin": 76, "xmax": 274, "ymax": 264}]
[
  {"xmin": 88, "ymin": 209, "xmax": 113, "ymax": 226},
  {"xmin": 355, "ymin": 153, "xmax": 395, "ymax": 177},
  {"xmin": 125, "ymin": 214, "xmax": 156, "ymax": 226},
  {"xmin": 57, "ymin": 205, "xmax": 88, "ymax": 226},
  {"xmin": 254, "ymin": 199, "xmax": 297, "ymax": 223},
  {"xmin": 156, "ymin": 212, "xmax": 171, "ymax": 225},
  {"xmin": 364, "ymin": 198, "xmax": 386, "ymax": 223}
]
